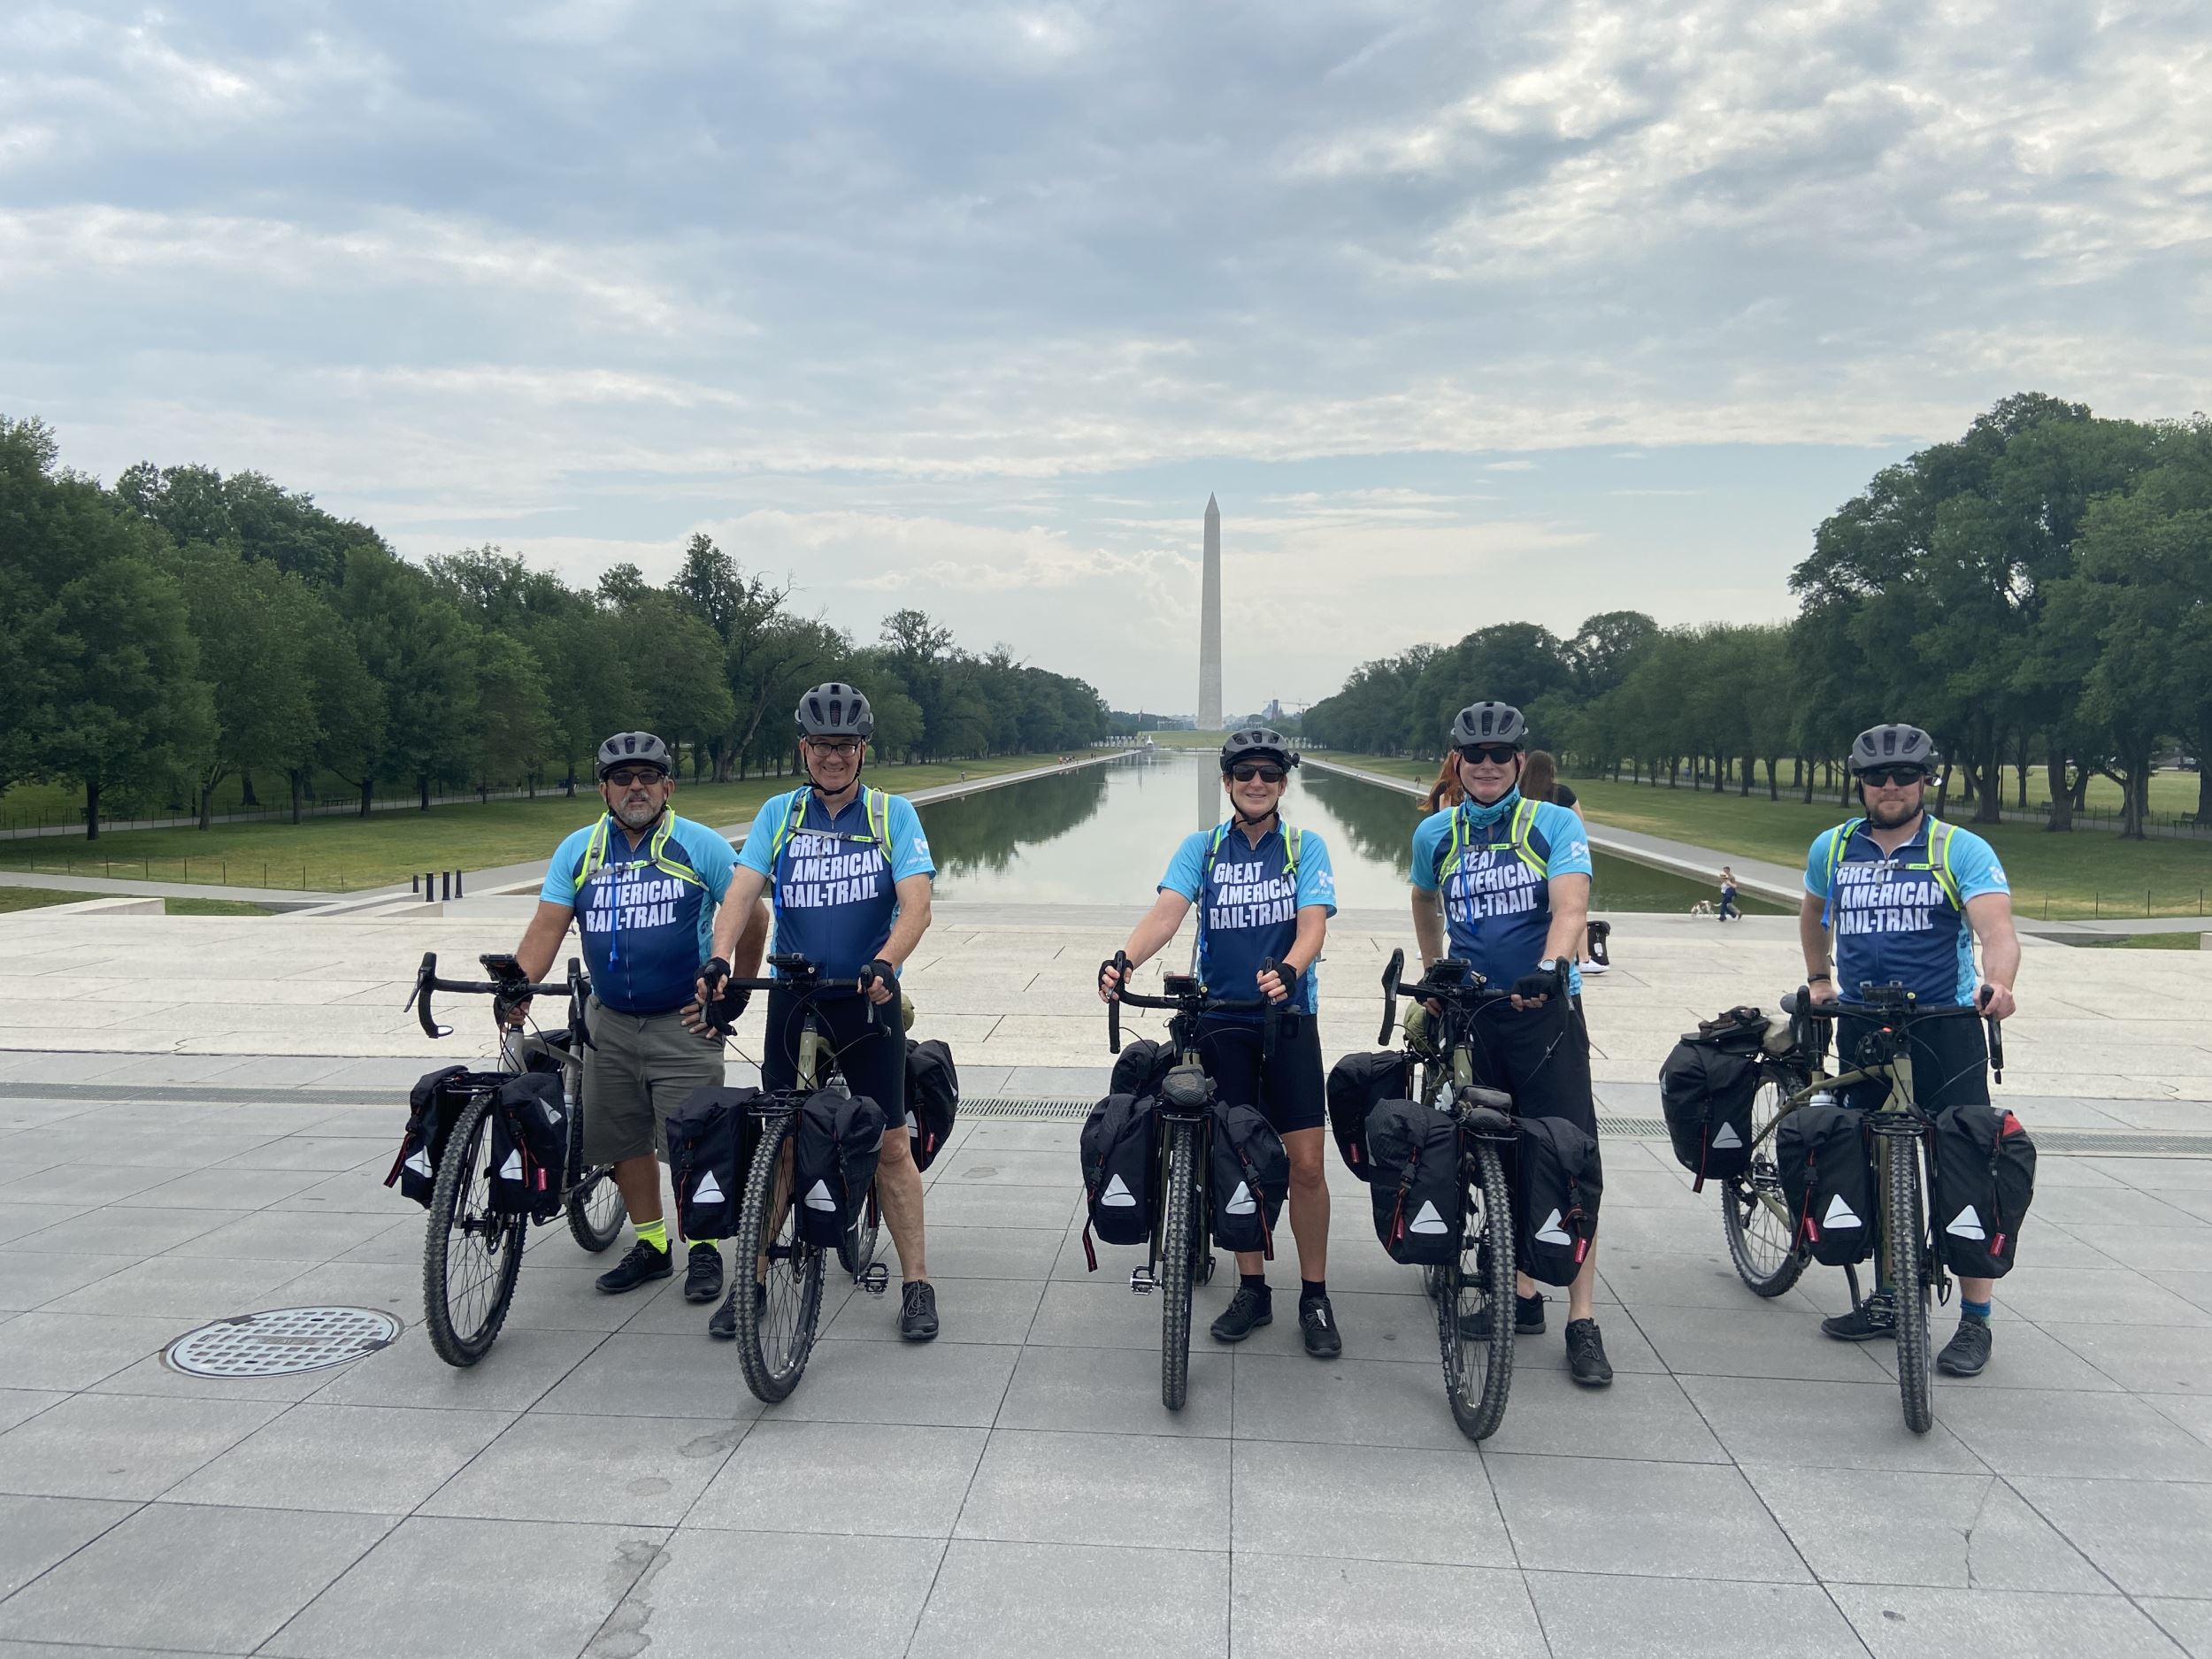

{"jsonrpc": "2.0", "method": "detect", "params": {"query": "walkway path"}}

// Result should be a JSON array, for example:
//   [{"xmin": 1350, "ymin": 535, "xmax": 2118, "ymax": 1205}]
[{"xmin": 0, "ymin": 870, "xmax": 332, "ymax": 905}]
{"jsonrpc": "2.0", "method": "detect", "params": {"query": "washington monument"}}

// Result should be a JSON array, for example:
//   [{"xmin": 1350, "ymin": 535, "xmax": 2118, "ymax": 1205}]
[{"xmin": 1197, "ymin": 493, "xmax": 1222, "ymax": 729}]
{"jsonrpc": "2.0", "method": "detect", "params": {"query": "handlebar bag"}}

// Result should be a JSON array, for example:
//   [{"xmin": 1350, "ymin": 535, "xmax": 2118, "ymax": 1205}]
[
  {"xmin": 1366, "ymin": 1098, "xmax": 1461, "ymax": 1266},
  {"xmin": 1207, "ymin": 1100, "xmax": 1287, "ymax": 1256},
  {"xmin": 793, "ymin": 1087, "xmax": 887, "ymax": 1248},
  {"xmin": 666, "ymin": 1087, "xmax": 765, "ymax": 1241},
  {"xmin": 903, "ymin": 1039, "xmax": 960, "ymax": 1172},
  {"xmin": 487, "ymin": 1072, "xmax": 570, "ymax": 1221},
  {"xmin": 1513, "ymin": 1116, "xmax": 1603, "ymax": 1286},
  {"xmin": 1110, "ymin": 1038, "xmax": 1175, "ymax": 1102},
  {"xmin": 1658, "ymin": 1038, "xmax": 1762, "ymax": 1187},
  {"xmin": 1326, "ymin": 1051, "xmax": 1411, "ymax": 1183},
  {"xmin": 1079, "ymin": 1091, "xmax": 1160, "ymax": 1252},
  {"xmin": 1930, "ymin": 1102, "xmax": 2035, "ymax": 1279},
  {"xmin": 1777, "ymin": 1101, "xmax": 1874, "ymax": 1266},
  {"xmin": 386, "ymin": 1065, "xmax": 480, "ymax": 1209}
]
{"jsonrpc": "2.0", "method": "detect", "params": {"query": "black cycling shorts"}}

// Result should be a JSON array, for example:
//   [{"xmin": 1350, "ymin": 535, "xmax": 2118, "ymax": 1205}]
[
  {"xmin": 1194, "ymin": 1011, "xmax": 1326, "ymax": 1136},
  {"xmin": 1462, "ymin": 994, "xmax": 1601, "ymax": 1149},
  {"xmin": 1834, "ymin": 1012, "xmax": 1989, "ymax": 1114},
  {"xmin": 760, "ymin": 984, "xmax": 907, "ymax": 1134}
]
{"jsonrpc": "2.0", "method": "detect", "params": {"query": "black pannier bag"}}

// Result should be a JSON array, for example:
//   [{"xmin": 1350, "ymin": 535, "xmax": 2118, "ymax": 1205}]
[
  {"xmin": 792, "ymin": 1087, "xmax": 887, "ymax": 1249},
  {"xmin": 1110, "ymin": 1038, "xmax": 1175, "ymax": 1102},
  {"xmin": 487, "ymin": 1071, "xmax": 570, "ymax": 1221},
  {"xmin": 1326, "ymin": 1051, "xmax": 1410, "ymax": 1182},
  {"xmin": 1658, "ymin": 1038, "xmax": 1762, "ymax": 1189},
  {"xmin": 386, "ymin": 1064, "xmax": 476, "ymax": 1208},
  {"xmin": 1777, "ymin": 1101, "xmax": 1874, "ymax": 1265},
  {"xmin": 1366, "ymin": 1098, "xmax": 1461, "ymax": 1266},
  {"xmin": 1514, "ymin": 1116, "xmax": 1603, "ymax": 1286},
  {"xmin": 1208, "ymin": 1100, "xmax": 1288, "ymax": 1256},
  {"xmin": 903, "ymin": 1039, "xmax": 959, "ymax": 1172},
  {"xmin": 666, "ymin": 1087, "xmax": 765, "ymax": 1241},
  {"xmin": 1079, "ymin": 1092, "xmax": 1159, "ymax": 1260},
  {"xmin": 1930, "ymin": 1102, "xmax": 2036, "ymax": 1279}
]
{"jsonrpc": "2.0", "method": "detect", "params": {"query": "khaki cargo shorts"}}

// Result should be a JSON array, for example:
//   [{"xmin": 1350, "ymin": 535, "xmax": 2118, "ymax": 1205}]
[{"xmin": 579, "ymin": 998, "xmax": 726, "ymax": 1165}]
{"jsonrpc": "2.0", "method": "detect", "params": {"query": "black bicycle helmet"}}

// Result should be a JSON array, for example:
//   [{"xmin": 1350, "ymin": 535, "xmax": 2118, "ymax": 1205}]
[
  {"xmin": 1450, "ymin": 702, "xmax": 1527, "ymax": 749},
  {"xmin": 1221, "ymin": 727, "xmax": 1298, "ymax": 772},
  {"xmin": 1849, "ymin": 723, "xmax": 1939, "ymax": 774},
  {"xmin": 595, "ymin": 731, "xmax": 672, "ymax": 780},
  {"xmin": 795, "ymin": 682, "xmax": 874, "ymax": 740}
]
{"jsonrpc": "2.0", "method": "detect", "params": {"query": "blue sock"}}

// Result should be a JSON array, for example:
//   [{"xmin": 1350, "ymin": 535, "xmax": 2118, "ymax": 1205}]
[{"xmin": 1962, "ymin": 1298, "xmax": 1991, "ymax": 1322}]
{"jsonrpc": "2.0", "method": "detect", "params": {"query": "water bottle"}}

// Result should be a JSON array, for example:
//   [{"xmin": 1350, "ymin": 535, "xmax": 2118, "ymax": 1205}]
[{"xmin": 1808, "ymin": 1089, "xmax": 1837, "ymax": 1110}]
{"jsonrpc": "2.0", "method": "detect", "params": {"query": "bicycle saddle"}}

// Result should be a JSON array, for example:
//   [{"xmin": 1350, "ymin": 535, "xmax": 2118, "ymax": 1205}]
[
  {"xmin": 1460, "ymin": 1086, "xmax": 1513, "ymax": 1112},
  {"xmin": 1158, "ymin": 1065, "xmax": 1214, "ymax": 1110}
]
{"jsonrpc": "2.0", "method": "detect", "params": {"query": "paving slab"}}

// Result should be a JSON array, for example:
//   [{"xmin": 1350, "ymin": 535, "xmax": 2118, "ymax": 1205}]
[
  {"xmin": 0, "ymin": 1391, "xmax": 284, "ymax": 1500},
  {"xmin": 609, "ymin": 1527, "xmax": 941, "ymax": 1658},
  {"xmin": 1485, "ymin": 1454, "xmax": 1812, "ymax": 1583},
  {"xmin": 1827, "ymin": 1583, "xmax": 2193, "ymax": 1659},
  {"xmin": 687, "ymin": 1419, "xmax": 982, "ymax": 1538},
  {"xmin": 955, "ymin": 1426, "xmax": 1231, "ymax": 1550},
  {"xmin": 165, "ymin": 1402, "xmax": 513, "ymax": 1515},
  {"xmin": 0, "ymin": 1494, "xmax": 138, "ymax": 1600},
  {"xmin": 1524, "ymin": 1571, "xmax": 1870, "ymax": 1659},
  {"xmin": 906, "ymin": 1539, "xmax": 1227, "ymax": 1659}
]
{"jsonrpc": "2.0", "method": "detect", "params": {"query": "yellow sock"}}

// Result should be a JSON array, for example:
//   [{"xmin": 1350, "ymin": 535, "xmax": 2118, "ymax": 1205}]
[{"xmin": 635, "ymin": 1217, "xmax": 667, "ymax": 1254}]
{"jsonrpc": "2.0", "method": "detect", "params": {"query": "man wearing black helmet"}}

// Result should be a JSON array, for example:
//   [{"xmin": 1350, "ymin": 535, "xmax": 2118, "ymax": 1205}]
[
  {"xmin": 1409, "ymin": 701, "xmax": 1614, "ymax": 1386},
  {"xmin": 1801, "ymin": 722, "xmax": 2020, "ymax": 1376},
  {"xmin": 1099, "ymin": 727, "xmax": 1345, "ymax": 1356},
  {"xmin": 699, "ymin": 683, "xmax": 943, "ymax": 1341},
  {"xmin": 503, "ymin": 730, "xmax": 771, "ymax": 1302}
]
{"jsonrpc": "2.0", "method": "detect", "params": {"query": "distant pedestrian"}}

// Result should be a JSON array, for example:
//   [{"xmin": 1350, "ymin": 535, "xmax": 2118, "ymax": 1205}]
[{"xmin": 1717, "ymin": 865, "xmax": 1740, "ymax": 922}]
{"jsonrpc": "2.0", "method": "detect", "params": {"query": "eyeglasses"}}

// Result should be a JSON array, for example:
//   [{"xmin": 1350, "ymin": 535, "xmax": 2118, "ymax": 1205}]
[
  {"xmin": 603, "ymin": 768, "xmax": 665, "ymax": 788},
  {"xmin": 1860, "ymin": 766, "xmax": 1927, "ymax": 787},
  {"xmin": 1457, "ymin": 744, "xmax": 1520, "ymax": 766},
  {"xmin": 1229, "ymin": 764, "xmax": 1286, "ymax": 784},
  {"xmin": 807, "ymin": 739, "xmax": 862, "ymax": 757}
]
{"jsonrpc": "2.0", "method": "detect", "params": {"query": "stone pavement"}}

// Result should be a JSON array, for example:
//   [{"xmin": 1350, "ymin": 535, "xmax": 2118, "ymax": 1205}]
[{"xmin": 4, "ymin": 1068, "xmax": 2212, "ymax": 1655}]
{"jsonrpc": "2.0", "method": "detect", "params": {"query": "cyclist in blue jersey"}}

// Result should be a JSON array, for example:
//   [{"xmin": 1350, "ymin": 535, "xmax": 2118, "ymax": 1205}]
[
  {"xmin": 503, "ymin": 731, "xmax": 770, "ymax": 1302},
  {"xmin": 1409, "ymin": 701, "xmax": 1612, "ymax": 1386},
  {"xmin": 1801, "ymin": 722, "xmax": 2021, "ymax": 1376},
  {"xmin": 1098, "ymin": 727, "xmax": 1344, "ymax": 1356},
  {"xmin": 698, "ymin": 682, "xmax": 942, "ymax": 1342}
]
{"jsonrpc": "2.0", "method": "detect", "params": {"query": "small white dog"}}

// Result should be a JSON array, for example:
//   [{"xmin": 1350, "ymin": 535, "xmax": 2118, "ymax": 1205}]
[{"xmin": 1688, "ymin": 900, "xmax": 1716, "ymax": 918}]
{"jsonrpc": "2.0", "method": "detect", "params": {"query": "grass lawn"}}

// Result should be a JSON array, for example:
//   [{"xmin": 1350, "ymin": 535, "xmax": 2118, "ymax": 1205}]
[
  {"xmin": 2066, "ymin": 933, "xmax": 2208, "ymax": 950},
  {"xmin": 0, "ymin": 752, "xmax": 1092, "ymax": 894},
  {"xmin": 1314, "ymin": 753, "xmax": 2212, "ymax": 922},
  {"xmin": 0, "ymin": 888, "xmax": 98, "ymax": 912},
  {"xmin": 0, "ymin": 889, "xmax": 266, "ymax": 916}
]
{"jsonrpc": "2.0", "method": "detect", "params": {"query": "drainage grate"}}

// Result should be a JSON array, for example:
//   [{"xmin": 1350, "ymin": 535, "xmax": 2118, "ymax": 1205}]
[
  {"xmin": 961, "ymin": 1096, "xmax": 1096, "ymax": 1120},
  {"xmin": 166, "ymin": 1306, "xmax": 401, "ymax": 1378}
]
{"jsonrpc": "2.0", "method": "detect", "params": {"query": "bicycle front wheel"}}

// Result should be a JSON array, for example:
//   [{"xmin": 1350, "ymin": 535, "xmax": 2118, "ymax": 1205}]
[
  {"xmin": 1438, "ymin": 1140, "xmax": 1516, "ymax": 1441},
  {"xmin": 1158, "ymin": 1118, "xmax": 1201, "ymax": 1412},
  {"xmin": 1888, "ymin": 1132, "xmax": 1934, "ymax": 1433},
  {"xmin": 563, "ymin": 1072, "xmax": 624, "ymax": 1253},
  {"xmin": 422, "ymin": 1094, "xmax": 525, "ymax": 1368},
  {"xmin": 1723, "ymin": 1067, "xmax": 1811, "ymax": 1296},
  {"xmin": 733, "ymin": 1110, "xmax": 826, "ymax": 1403}
]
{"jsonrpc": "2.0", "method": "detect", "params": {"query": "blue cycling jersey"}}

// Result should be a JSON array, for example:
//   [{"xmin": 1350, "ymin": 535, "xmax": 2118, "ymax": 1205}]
[
  {"xmin": 735, "ymin": 787, "xmax": 935, "ymax": 980},
  {"xmin": 541, "ymin": 812, "xmax": 736, "ymax": 1014},
  {"xmin": 1410, "ymin": 793, "xmax": 1594, "ymax": 995},
  {"xmin": 1159, "ymin": 819, "xmax": 1337, "ymax": 1017},
  {"xmin": 1804, "ymin": 816, "xmax": 2007, "ymax": 1005}
]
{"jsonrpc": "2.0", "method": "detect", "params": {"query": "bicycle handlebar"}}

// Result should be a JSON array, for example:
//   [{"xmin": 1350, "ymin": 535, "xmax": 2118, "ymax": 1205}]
[
  {"xmin": 695, "ymin": 952, "xmax": 879, "ymax": 1038},
  {"xmin": 1376, "ymin": 948, "xmax": 1529, "ymax": 1047},
  {"xmin": 1101, "ymin": 949, "xmax": 1279, "ymax": 1061},
  {"xmin": 1789, "ymin": 980, "xmax": 2005, "ymax": 1085},
  {"xmin": 407, "ymin": 951, "xmax": 581, "ymax": 1041}
]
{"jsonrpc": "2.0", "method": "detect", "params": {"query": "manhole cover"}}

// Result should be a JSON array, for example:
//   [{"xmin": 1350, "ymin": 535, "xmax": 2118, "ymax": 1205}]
[{"xmin": 165, "ymin": 1307, "xmax": 401, "ymax": 1378}]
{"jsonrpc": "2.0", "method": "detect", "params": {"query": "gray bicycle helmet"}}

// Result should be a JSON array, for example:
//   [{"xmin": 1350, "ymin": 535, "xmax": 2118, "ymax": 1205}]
[
  {"xmin": 1450, "ymin": 702, "xmax": 1527, "ymax": 749},
  {"xmin": 1221, "ymin": 727, "xmax": 1298, "ymax": 772},
  {"xmin": 1849, "ymin": 723, "xmax": 1939, "ymax": 774},
  {"xmin": 595, "ymin": 731, "xmax": 672, "ymax": 780},
  {"xmin": 795, "ymin": 681, "xmax": 874, "ymax": 740}
]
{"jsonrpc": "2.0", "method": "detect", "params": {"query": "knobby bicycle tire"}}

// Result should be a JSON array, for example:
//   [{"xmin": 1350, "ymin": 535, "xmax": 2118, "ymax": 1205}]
[
  {"xmin": 1723, "ymin": 1065, "xmax": 1812, "ymax": 1297},
  {"xmin": 562, "ymin": 1071, "xmax": 624, "ymax": 1254},
  {"xmin": 1889, "ymin": 1132, "xmax": 1934, "ymax": 1433},
  {"xmin": 422, "ymin": 1094, "xmax": 524, "ymax": 1368},
  {"xmin": 733, "ymin": 1110, "xmax": 826, "ymax": 1403},
  {"xmin": 1159, "ymin": 1118, "xmax": 1200, "ymax": 1411},
  {"xmin": 1439, "ymin": 1140, "xmax": 1516, "ymax": 1441}
]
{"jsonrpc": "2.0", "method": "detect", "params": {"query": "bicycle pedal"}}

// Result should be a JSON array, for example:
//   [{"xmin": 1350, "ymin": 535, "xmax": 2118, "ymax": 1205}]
[
  {"xmin": 858, "ymin": 1263, "xmax": 890, "ymax": 1295},
  {"xmin": 1129, "ymin": 1265, "xmax": 1156, "ymax": 1295}
]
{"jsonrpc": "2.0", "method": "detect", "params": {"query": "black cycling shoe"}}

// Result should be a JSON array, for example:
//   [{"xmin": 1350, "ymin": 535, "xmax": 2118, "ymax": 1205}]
[
  {"xmin": 683, "ymin": 1243, "xmax": 725, "ymax": 1303},
  {"xmin": 901, "ymin": 1280, "xmax": 940, "ymax": 1341},
  {"xmin": 707, "ymin": 1281, "xmax": 764, "ymax": 1341},
  {"xmin": 1299, "ymin": 1294, "xmax": 1341, "ymax": 1358},
  {"xmin": 1821, "ymin": 1290, "xmax": 1897, "ymax": 1341},
  {"xmin": 1937, "ymin": 1316, "xmax": 1993, "ymax": 1377},
  {"xmin": 595, "ymin": 1239, "xmax": 671, "ymax": 1294},
  {"xmin": 1565, "ymin": 1317, "xmax": 1614, "ymax": 1387},
  {"xmin": 1458, "ymin": 1290, "xmax": 1546, "ymax": 1340},
  {"xmin": 1210, "ymin": 1285, "xmax": 1272, "ymax": 1342}
]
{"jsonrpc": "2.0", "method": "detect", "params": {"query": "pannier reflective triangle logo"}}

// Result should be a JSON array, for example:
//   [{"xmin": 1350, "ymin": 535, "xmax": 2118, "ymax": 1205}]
[
  {"xmin": 404, "ymin": 1149, "xmax": 431, "ymax": 1177},
  {"xmin": 803, "ymin": 1179, "xmax": 837, "ymax": 1212},
  {"xmin": 694, "ymin": 1171, "xmax": 723, "ymax": 1205},
  {"xmin": 1102, "ymin": 1174, "xmax": 1137, "ymax": 1208},
  {"xmin": 1408, "ymin": 1200, "xmax": 1448, "ymax": 1234},
  {"xmin": 1947, "ymin": 1205, "xmax": 1985, "ymax": 1240},
  {"xmin": 1226, "ymin": 1181, "xmax": 1255, "ymax": 1216},
  {"xmin": 1710, "ymin": 1122, "xmax": 1743, "ymax": 1149},
  {"xmin": 1823, "ymin": 1194, "xmax": 1863, "ymax": 1230},
  {"xmin": 1535, "ymin": 1209, "xmax": 1571, "ymax": 1245},
  {"xmin": 499, "ymin": 1150, "xmax": 523, "ymax": 1180}
]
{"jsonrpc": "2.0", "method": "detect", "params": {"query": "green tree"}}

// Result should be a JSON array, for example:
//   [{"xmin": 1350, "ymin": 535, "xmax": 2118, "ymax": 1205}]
[
  {"xmin": 336, "ymin": 545, "xmax": 478, "ymax": 811},
  {"xmin": 473, "ymin": 628, "xmax": 557, "ymax": 795},
  {"xmin": 174, "ymin": 542, "xmax": 318, "ymax": 827}
]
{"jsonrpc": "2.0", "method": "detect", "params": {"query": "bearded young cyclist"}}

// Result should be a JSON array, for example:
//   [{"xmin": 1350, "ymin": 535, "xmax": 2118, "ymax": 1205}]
[
  {"xmin": 1098, "ymin": 728, "xmax": 1343, "ymax": 1356},
  {"xmin": 1410, "ymin": 701, "xmax": 1613, "ymax": 1387},
  {"xmin": 1801, "ymin": 722, "xmax": 2021, "ymax": 1377},
  {"xmin": 697, "ymin": 683, "xmax": 942, "ymax": 1342},
  {"xmin": 503, "ymin": 731, "xmax": 770, "ymax": 1305}
]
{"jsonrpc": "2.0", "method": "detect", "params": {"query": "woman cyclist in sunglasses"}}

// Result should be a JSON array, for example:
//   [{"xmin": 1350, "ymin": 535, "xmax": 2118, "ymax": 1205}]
[{"xmin": 1098, "ymin": 727, "xmax": 1343, "ymax": 1356}]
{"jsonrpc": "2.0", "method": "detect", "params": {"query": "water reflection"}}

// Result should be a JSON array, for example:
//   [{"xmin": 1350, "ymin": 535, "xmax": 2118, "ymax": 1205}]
[{"xmin": 919, "ymin": 764, "xmax": 1110, "ymax": 879}]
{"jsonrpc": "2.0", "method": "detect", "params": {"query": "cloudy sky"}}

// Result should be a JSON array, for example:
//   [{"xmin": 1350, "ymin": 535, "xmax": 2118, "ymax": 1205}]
[{"xmin": 4, "ymin": 2, "xmax": 2206, "ymax": 713}]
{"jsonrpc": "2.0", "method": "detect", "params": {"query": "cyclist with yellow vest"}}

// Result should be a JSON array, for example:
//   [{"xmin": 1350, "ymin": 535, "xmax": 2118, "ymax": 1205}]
[
  {"xmin": 699, "ymin": 683, "xmax": 942, "ymax": 1342},
  {"xmin": 1409, "ymin": 701, "xmax": 1612, "ymax": 1386},
  {"xmin": 503, "ymin": 731, "xmax": 770, "ymax": 1302},
  {"xmin": 1801, "ymin": 721, "xmax": 2019, "ymax": 1376}
]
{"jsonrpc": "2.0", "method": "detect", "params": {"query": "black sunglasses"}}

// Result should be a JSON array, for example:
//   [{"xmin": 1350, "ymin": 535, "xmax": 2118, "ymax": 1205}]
[
  {"xmin": 1861, "ymin": 766, "xmax": 1927, "ymax": 787},
  {"xmin": 603, "ymin": 767, "xmax": 666, "ymax": 787},
  {"xmin": 1229, "ymin": 764, "xmax": 1286, "ymax": 784},
  {"xmin": 1457, "ymin": 744, "xmax": 1520, "ymax": 766}
]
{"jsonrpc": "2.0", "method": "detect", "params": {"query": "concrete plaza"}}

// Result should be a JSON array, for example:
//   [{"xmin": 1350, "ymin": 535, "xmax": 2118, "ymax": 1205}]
[{"xmin": 0, "ymin": 905, "xmax": 2209, "ymax": 1655}]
